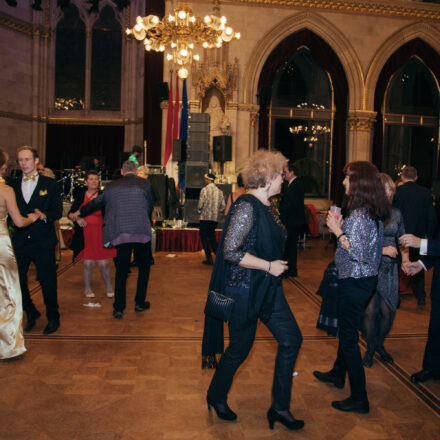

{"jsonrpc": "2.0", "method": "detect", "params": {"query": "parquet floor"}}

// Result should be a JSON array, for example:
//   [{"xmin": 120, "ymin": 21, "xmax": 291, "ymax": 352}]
[{"xmin": 1, "ymin": 240, "xmax": 439, "ymax": 439}]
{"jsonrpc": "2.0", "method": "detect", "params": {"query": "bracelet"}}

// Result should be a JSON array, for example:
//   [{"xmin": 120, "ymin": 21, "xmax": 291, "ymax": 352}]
[{"xmin": 337, "ymin": 232, "xmax": 346, "ymax": 241}]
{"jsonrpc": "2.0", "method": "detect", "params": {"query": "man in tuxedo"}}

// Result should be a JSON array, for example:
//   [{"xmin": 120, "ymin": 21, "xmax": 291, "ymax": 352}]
[
  {"xmin": 394, "ymin": 166, "xmax": 436, "ymax": 305},
  {"xmin": 78, "ymin": 160, "xmax": 154, "ymax": 319},
  {"xmin": 279, "ymin": 162, "xmax": 305, "ymax": 277},
  {"xmin": 12, "ymin": 146, "xmax": 63, "ymax": 334},
  {"xmin": 400, "ymin": 233, "xmax": 440, "ymax": 383}
]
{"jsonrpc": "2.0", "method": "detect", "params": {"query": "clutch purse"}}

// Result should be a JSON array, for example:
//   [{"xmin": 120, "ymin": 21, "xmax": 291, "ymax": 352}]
[{"xmin": 204, "ymin": 290, "xmax": 235, "ymax": 322}]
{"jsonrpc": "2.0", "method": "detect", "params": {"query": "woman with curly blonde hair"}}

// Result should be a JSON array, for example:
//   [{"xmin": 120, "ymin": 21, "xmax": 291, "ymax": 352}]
[{"xmin": 202, "ymin": 149, "xmax": 304, "ymax": 431}]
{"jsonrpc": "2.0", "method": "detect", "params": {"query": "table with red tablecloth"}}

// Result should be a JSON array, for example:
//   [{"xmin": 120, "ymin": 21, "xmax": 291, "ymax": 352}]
[{"xmin": 155, "ymin": 228, "xmax": 223, "ymax": 252}]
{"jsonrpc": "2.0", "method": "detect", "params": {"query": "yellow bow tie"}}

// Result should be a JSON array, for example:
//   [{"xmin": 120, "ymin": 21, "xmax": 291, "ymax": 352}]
[{"xmin": 23, "ymin": 174, "xmax": 37, "ymax": 182}]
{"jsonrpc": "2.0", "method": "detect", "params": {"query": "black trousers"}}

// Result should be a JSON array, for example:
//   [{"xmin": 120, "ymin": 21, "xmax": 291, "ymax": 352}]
[
  {"xmin": 332, "ymin": 276, "xmax": 377, "ymax": 400},
  {"xmin": 199, "ymin": 220, "xmax": 218, "ymax": 261},
  {"xmin": 285, "ymin": 228, "xmax": 300, "ymax": 275},
  {"xmin": 410, "ymin": 248, "xmax": 426, "ymax": 300},
  {"xmin": 114, "ymin": 242, "xmax": 151, "ymax": 312},
  {"xmin": 423, "ymin": 285, "xmax": 440, "ymax": 373},
  {"xmin": 16, "ymin": 241, "xmax": 59, "ymax": 321},
  {"xmin": 208, "ymin": 286, "xmax": 302, "ymax": 410}
]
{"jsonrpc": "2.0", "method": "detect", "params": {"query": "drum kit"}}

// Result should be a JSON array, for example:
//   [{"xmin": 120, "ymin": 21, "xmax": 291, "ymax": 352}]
[{"xmin": 58, "ymin": 168, "xmax": 86, "ymax": 202}]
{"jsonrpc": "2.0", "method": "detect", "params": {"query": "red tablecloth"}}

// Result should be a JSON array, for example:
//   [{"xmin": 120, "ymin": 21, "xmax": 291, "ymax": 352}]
[
  {"xmin": 156, "ymin": 228, "xmax": 222, "ymax": 252},
  {"xmin": 306, "ymin": 204, "xmax": 320, "ymax": 238}
]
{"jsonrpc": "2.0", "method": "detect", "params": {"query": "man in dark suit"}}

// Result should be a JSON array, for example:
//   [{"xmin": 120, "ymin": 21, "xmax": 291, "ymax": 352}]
[
  {"xmin": 78, "ymin": 160, "xmax": 154, "ymax": 319},
  {"xmin": 12, "ymin": 146, "xmax": 63, "ymax": 335},
  {"xmin": 279, "ymin": 162, "xmax": 305, "ymax": 277},
  {"xmin": 394, "ymin": 166, "xmax": 436, "ymax": 305},
  {"xmin": 400, "ymin": 233, "xmax": 440, "ymax": 383}
]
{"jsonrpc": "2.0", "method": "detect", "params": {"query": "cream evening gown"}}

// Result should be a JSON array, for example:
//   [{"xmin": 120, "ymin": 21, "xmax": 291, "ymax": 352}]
[{"xmin": 0, "ymin": 201, "xmax": 26, "ymax": 359}]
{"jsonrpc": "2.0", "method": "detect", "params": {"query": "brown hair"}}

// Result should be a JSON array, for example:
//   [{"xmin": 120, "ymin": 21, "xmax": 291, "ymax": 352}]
[
  {"xmin": 381, "ymin": 173, "xmax": 396, "ymax": 201},
  {"xmin": 401, "ymin": 166, "xmax": 417, "ymax": 180},
  {"xmin": 242, "ymin": 149, "xmax": 287, "ymax": 189},
  {"xmin": 343, "ymin": 161, "xmax": 390, "ymax": 221},
  {"xmin": 17, "ymin": 145, "xmax": 38, "ymax": 159},
  {"xmin": 0, "ymin": 148, "xmax": 7, "ymax": 169}
]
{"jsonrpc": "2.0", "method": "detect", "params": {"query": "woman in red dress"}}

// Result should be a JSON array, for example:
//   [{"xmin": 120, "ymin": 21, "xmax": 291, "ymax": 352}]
[{"xmin": 69, "ymin": 171, "xmax": 116, "ymax": 298}]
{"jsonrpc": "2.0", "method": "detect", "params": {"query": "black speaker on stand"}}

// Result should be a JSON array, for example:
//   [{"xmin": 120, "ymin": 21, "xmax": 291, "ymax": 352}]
[{"xmin": 213, "ymin": 135, "xmax": 232, "ymax": 175}]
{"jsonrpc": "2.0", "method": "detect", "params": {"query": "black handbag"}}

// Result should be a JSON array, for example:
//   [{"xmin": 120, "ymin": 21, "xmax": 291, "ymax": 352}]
[{"xmin": 204, "ymin": 290, "xmax": 235, "ymax": 322}]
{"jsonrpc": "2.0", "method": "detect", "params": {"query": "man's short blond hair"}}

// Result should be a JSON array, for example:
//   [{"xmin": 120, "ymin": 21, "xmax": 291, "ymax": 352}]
[{"xmin": 242, "ymin": 149, "xmax": 287, "ymax": 189}]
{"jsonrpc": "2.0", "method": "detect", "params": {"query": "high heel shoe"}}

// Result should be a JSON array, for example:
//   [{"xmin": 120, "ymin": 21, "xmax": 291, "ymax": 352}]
[
  {"xmin": 376, "ymin": 346, "xmax": 394, "ymax": 363},
  {"xmin": 267, "ymin": 407, "xmax": 304, "ymax": 431},
  {"xmin": 362, "ymin": 350, "xmax": 375, "ymax": 368},
  {"xmin": 206, "ymin": 396, "xmax": 237, "ymax": 421}
]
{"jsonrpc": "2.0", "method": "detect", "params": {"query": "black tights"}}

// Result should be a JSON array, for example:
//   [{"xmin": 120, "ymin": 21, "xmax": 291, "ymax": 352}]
[{"xmin": 362, "ymin": 292, "xmax": 395, "ymax": 354}]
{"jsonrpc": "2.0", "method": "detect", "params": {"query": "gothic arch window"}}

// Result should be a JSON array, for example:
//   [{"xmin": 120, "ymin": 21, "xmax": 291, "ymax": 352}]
[
  {"xmin": 55, "ymin": 4, "xmax": 86, "ymax": 109},
  {"xmin": 271, "ymin": 48, "xmax": 333, "ymax": 196},
  {"xmin": 91, "ymin": 5, "xmax": 122, "ymax": 110},
  {"xmin": 258, "ymin": 30, "xmax": 348, "ymax": 200},
  {"xmin": 373, "ymin": 40, "xmax": 440, "ymax": 189}
]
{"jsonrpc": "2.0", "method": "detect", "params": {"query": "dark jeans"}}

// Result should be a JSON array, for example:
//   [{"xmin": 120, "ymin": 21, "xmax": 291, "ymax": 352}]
[
  {"xmin": 16, "ymin": 241, "xmax": 59, "ymax": 321},
  {"xmin": 199, "ymin": 220, "xmax": 218, "ymax": 261},
  {"xmin": 208, "ymin": 286, "xmax": 302, "ymax": 410},
  {"xmin": 332, "ymin": 276, "xmax": 377, "ymax": 400},
  {"xmin": 285, "ymin": 228, "xmax": 300, "ymax": 275},
  {"xmin": 423, "ymin": 285, "xmax": 440, "ymax": 373},
  {"xmin": 114, "ymin": 242, "xmax": 151, "ymax": 312}
]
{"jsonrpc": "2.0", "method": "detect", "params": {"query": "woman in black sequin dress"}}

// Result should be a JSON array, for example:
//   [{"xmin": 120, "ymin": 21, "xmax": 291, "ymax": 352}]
[{"xmin": 203, "ymin": 150, "xmax": 304, "ymax": 431}]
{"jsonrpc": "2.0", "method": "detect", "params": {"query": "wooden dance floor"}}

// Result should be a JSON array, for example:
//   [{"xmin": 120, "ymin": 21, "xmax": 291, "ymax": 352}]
[{"xmin": 1, "ymin": 241, "xmax": 439, "ymax": 439}]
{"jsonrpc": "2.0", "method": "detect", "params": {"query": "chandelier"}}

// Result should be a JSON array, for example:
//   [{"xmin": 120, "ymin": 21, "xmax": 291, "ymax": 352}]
[
  {"xmin": 126, "ymin": 1, "xmax": 240, "ymax": 79},
  {"xmin": 289, "ymin": 102, "xmax": 330, "ymax": 147}
]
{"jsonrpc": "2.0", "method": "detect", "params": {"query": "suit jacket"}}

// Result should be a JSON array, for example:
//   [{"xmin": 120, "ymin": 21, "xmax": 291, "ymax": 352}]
[
  {"xmin": 80, "ymin": 174, "xmax": 154, "ymax": 246},
  {"xmin": 422, "ymin": 240, "xmax": 440, "ymax": 298},
  {"xmin": 394, "ymin": 181, "xmax": 436, "ymax": 239},
  {"xmin": 11, "ymin": 175, "xmax": 63, "ymax": 249},
  {"xmin": 279, "ymin": 177, "xmax": 306, "ymax": 231}
]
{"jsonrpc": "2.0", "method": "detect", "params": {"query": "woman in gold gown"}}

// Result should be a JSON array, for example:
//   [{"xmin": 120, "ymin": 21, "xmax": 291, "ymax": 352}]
[{"xmin": 0, "ymin": 148, "xmax": 37, "ymax": 360}]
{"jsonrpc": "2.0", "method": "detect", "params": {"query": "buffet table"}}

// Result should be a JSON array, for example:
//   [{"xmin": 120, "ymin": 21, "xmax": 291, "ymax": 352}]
[{"xmin": 155, "ymin": 228, "xmax": 222, "ymax": 252}]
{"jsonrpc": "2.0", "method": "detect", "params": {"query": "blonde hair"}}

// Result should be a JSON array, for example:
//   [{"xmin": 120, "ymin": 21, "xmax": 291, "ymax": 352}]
[
  {"xmin": 0, "ymin": 148, "xmax": 7, "ymax": 169},
  {"xmin": 242, "ymin": 149, "xmax": 287, "ymax": 189},
  {"xmin": 137, "ymin": 165, "xmax": 149, "ymax": 178},
  {"xmin": 381, "ymin": 173, "xmax": 396, "ymax": 201}
]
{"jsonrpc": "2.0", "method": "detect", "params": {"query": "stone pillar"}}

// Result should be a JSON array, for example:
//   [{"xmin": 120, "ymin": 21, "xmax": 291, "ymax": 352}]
[
  {"xmin": 346, "ymin": 111, "xmax": 377, "ymax": 162},
  {"xmin": 84, "ymin": 29, "xmax": 92, "ymax": 112}
]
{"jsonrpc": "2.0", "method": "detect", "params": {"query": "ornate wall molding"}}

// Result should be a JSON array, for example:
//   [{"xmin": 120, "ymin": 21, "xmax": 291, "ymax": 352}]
[
  {"xmin": 223, "ymin": 0, "xmax": 440, "ymax": 21},
  {"xmin": 347, "ymin": 110, "xmax": 377, "ymax": 131},
  {"xmin": 0, "ymin": 12, "xmax": 52, "ymax": 38}
]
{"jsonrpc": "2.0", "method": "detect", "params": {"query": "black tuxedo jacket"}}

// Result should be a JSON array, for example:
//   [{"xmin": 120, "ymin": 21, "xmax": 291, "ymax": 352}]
[
  {"xmin": 11, "ymin": 175, "xmax": 63, "ymax": 250},
  {"xmin": 422, "ymin": 239, "xmax": 440, "ymax": 297},
  {"xmin": 394, "ymin": 181, "xmax": 436, "ymax": 239},
  {"xmin": 279, "ymin": 178, "xmax": 306, "ymax": 231}
]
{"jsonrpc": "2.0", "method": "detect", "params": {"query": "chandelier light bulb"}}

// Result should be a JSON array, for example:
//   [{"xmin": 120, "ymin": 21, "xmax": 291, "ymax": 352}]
[
  {"xmin": 178, "ymin": 10, "xmax": 186, "ymax": 19},
  {"xmin": 193, "ymin": 54, "xmax": 200, "ymax": 61},
  {"xmin": 166, "ymin": 54, "xmax": 173, "ymax": 61},
  {"xmin": 180, "ymin": 48, "xmax": 188, "ymax": 57},
  {"xmin": 134, "ymin": 24, "xmax": 142, "ymax": 32},
  {"xmin": 159, "ymin": 45, "xmax": 165, "ymax": 52},
  {"xmin": 145, "ymin": 45, "xmax": 151, "ymax": 51},
  {"xmin": 126, "ymin": 29, "xmax": 131, "ymax": 35},
  {"xmin": 189, "ymin": 43, "xmax": 194, "ymax": 49},
  {"xmin": 235, "ymin": 32, "xmax": 240, "ymax": 39},
  {"xmin": 220, "ymin": 16, "xmax": 227, "ymax": 24},
  {"xmin": 171, "ymin": 42, "xmax": 177, "ymax": 48},
  {"xmin": 190, "ymin": 16, "xmax": 196, "ymax": 23},
  {"xmin": 178, "ymin": 67, "xmax": 188, "ymax": 79},
  {"xmin": 136, "ymin": 16, "xmax": 143, "ymax": 24},
  {"xmin": 202, "ymin": 42, "xmax": 209, "ymax": 48},
  {"xmin": 225, "ymin": 27, "xmax": 233, "ymax": 36},
  {"xmin": 216, "ymin": 42, "xmax": 222, "ymax": 48},
  {"xmin": 152, "ymin": 16, "xmax": 159, "ymax": 24},
  {"xmin": 204, "ymin": 16, "xmax": 211, "ymax": 24},
  {"xmin": 168, "ymin": 15, "xmax": 175, "ymax": 22}
]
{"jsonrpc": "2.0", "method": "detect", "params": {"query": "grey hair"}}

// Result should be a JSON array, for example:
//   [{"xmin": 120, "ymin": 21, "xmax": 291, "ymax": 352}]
[{"xmin": 122, "ymin": 160, "xmax": 138, "ymax": 173}]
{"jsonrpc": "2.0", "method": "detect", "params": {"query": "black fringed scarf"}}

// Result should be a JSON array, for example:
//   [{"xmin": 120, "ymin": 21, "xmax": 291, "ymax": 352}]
[{"xmin": 201, "ymin": 194, "xmax": 286, "ymax": 368}]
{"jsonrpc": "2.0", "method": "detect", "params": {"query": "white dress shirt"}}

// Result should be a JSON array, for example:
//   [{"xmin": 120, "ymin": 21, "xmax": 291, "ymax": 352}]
[{"xmin": 21, "ymin": 174, "xmax": 39, "ymax": 204}]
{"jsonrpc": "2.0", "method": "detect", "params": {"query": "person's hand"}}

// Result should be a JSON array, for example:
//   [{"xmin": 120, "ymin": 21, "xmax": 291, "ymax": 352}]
[
  {"xmin": 402, "ymin": 261, "xmax": 423, "ymax": 276},
  {"xmin": 399, "ymin": 234, "xmax": 422, "ymax": 248},
  {"xmin": 33, "ymin": 209, "xmax": 46, "ymax": 221},
  {"xmin": 27, "ymin": 213, "xmax": 38, "ymax": 223},
  {"xmin": 326, "ymin": 211, "xmax": 342, "ymax": 236},
  {"xmin": 383, "ymin": 246, "xmax": 398, "ymax": 258},
  {"xmin": 268, "ymin": 260, "xmax": 288, "ymax": 277},
  {"xmin": 77, "ymin": 218, "xmax": 87, "ymax": 228}
]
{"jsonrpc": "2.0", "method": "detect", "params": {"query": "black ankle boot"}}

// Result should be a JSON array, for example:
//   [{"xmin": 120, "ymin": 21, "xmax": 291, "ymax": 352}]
[
  {"xmin": 206, "ymin": 396, "xmax": 237, "ymax": 421},
  {"xmin": 313, "ymin": 370, "xmax": 345, "ymax": 388},
  {"xmin": 376, "ymin": 346, "xmax": 393, "ymax": 363},
  {"xmin": 267, "ymin": 407, "xmax": 304, "ymax": 430}
]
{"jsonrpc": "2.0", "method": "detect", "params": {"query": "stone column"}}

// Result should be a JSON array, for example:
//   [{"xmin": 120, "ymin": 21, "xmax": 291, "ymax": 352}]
[
  {"xmin": 346, "ymin": 110, "xmax": 377, "ymax": 162},
  {"xmin": 84, "ymin": 29, "xmax": 92, "ymax": 112}
]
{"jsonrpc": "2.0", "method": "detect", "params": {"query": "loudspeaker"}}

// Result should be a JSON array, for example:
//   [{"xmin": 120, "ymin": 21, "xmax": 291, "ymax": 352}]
[
  {"xmin": 186, "ymin": 150, "xmax": 209, "ymax": 162},
  {"xmin": 149, "ymin": 174, "xmax": 168, "ymax": 220},
  {"xmin": 185, "ymin": 162, "xmax": 208, "ymax": 188},
  {"xmin": 118, "ymin": 152, "xmax": 130, "ymax": 167},
  {"xmin": 183, "ymin": 199, "xmax": 200, "ymax": 224},
  {"xmin": 188, "ymin": 121, "xmax": 210, "ymax": 133},
  {"xmin": 258, "ymin": 86, "xmax": 272, "ymax": 106},
  {"xmin": 172, "ymin": 139, "xmax": 185, "ymax": 162},
  {"xmin": 157, "ymin": 82, "xmax": 169, "ymax": 102},
  {"xmin": 188, "ymin": 131, "xmax": 209, "ymax": 143},
  {"xmin": 189, "ymin": 112, "xmax": 210, "ymax": 123},
  {"xmin": 213, "ymin": 136, "xmax": 232, "ymax": 162}
]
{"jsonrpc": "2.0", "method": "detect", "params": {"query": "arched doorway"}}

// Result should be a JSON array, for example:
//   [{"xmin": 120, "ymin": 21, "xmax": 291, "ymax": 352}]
[
  {"xmin": 257, "ymin": 29, "xmax": 348, "ymax": 200},
  {"xmin": 373, "ymin": 39, "xmax": 440, "ymax": 188}
]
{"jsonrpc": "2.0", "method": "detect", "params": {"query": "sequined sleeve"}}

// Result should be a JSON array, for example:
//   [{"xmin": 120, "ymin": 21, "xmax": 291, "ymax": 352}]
[{"xmin": 223, "ymin": 200, "xmax": 254, "ymax": 263}]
